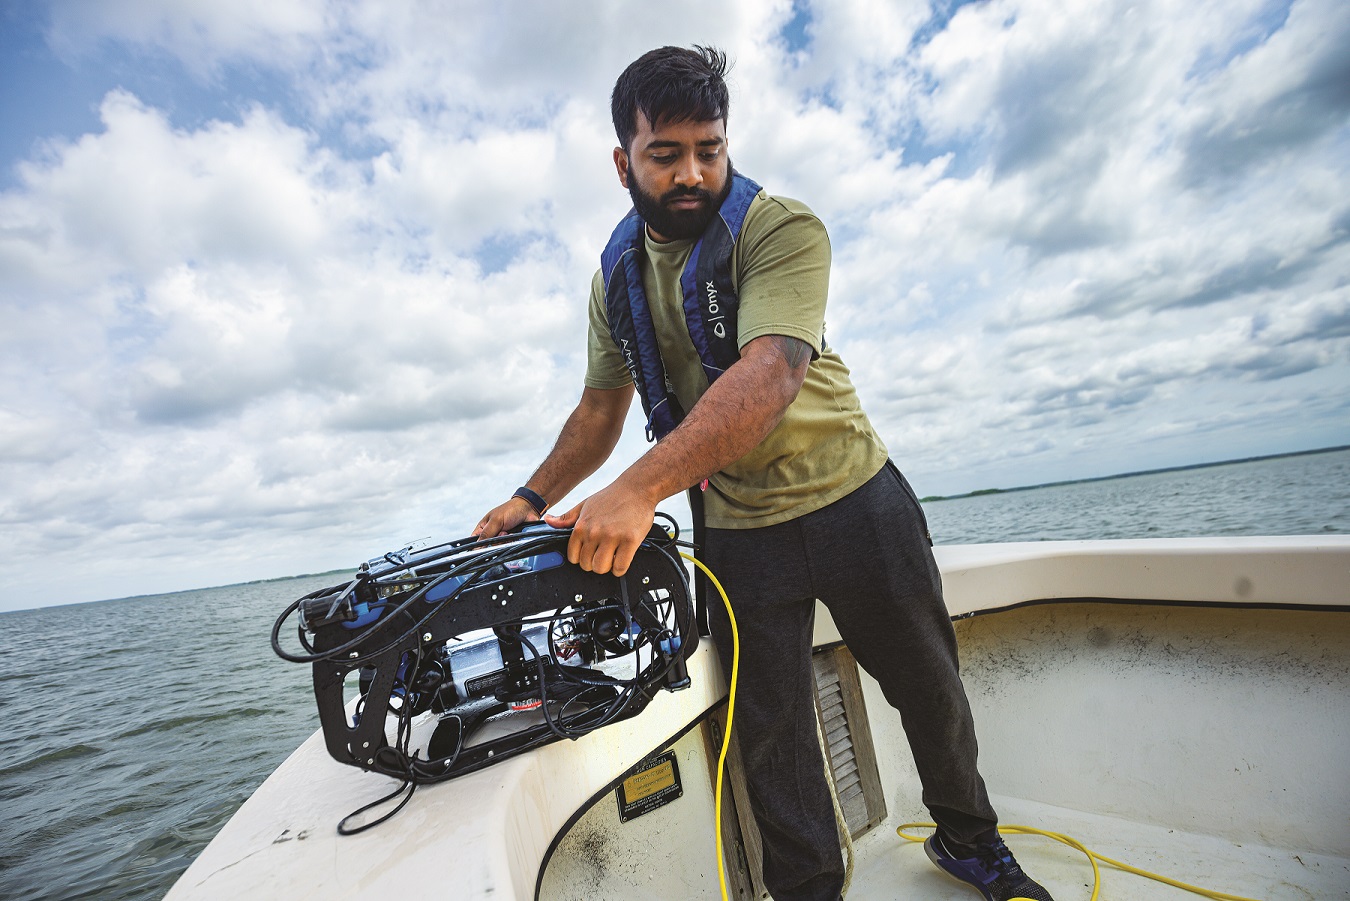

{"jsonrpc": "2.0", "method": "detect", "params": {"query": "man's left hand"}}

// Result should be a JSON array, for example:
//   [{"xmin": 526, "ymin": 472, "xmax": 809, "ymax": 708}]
[{"xmin": 543, "ymin": 479, "xmax": 656, "ymax": 577}]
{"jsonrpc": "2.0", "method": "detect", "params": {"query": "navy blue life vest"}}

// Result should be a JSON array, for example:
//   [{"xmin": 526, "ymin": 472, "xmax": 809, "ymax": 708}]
[{"xmin": 601, "ymin": 172, "xmax": 762, "ymax": 441}]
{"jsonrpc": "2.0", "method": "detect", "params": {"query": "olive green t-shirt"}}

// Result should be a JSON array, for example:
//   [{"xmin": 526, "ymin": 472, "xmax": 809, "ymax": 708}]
[{"xmin": 585, "ymin": 191, "xmax": 889, "ymax": 529}]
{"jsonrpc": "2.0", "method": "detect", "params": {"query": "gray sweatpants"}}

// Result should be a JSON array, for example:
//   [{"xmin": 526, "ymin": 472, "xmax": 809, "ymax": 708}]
[{"xmin": 703, "ymin": 460, "xmax": 998, "ymax": 901}]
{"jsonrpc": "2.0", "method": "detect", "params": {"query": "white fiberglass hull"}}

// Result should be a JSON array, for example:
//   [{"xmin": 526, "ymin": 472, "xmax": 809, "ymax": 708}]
[{"xmin": 167, "ymin": 537, "xmax": 1350, "ymax": 901}]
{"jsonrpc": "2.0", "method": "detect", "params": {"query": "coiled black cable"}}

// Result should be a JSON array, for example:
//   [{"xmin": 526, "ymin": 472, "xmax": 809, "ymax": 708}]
[{"xmin": 275, "ymin": 523, "xmax": 695, "ymax": 834}]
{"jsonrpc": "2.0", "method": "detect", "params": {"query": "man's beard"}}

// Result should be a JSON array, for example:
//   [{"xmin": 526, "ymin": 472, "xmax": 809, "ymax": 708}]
[{"xmin": 629, "ymin": 163, "xmax": 734, "ymax": 241}]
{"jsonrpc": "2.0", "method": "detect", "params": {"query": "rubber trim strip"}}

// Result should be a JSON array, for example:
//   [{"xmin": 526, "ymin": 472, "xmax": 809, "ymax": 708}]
[{"xmin": 946, "ymin": 595, "xmax": 1350, "ymax": 620}]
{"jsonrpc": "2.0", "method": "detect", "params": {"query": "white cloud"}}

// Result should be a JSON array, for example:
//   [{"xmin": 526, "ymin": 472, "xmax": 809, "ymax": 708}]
[
  {"xmin": 46, "ymin": 0, "xmax": 329, "ymax": 74},
  {"xmin": 1, "ymin": 0, "xmax": 1347, "ymax": 608},
  {"xmin": 11, "ymin": 92, "xmax": 346, "ymax": 278}
]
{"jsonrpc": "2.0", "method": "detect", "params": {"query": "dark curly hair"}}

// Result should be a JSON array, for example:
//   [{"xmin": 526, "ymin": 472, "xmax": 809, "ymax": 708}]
[{"xmin": 611, "ymin": 45, "xmax": 730, "ymax": 152}]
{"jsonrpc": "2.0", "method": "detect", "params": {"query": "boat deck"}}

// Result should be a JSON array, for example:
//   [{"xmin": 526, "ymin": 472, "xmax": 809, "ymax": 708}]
[
  {"xmin": 168, "ymin": 538, "xmax": 1350, "ymax": 901},
  {"xmin": 846, "ymin": 795, "xmax": 1348, "ymax": 901}
]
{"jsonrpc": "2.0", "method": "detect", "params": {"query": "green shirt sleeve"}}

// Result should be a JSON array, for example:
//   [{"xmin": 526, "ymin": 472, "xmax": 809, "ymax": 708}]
[{"xmin": 731, "ymin": 195, "xmax": 831, "ymax": 358}]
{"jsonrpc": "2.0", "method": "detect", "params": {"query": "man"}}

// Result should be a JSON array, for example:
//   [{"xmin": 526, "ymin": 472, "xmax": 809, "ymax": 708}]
[{"xmin": 475, "ymin": 45, "xmax": 1054, "ymax": 901}]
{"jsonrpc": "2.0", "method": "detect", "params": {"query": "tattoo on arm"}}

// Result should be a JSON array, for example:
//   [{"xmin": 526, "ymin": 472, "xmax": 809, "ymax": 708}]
[{"xmin": 772, "ymin": 335, "xmax": 812, "ymax": 371}]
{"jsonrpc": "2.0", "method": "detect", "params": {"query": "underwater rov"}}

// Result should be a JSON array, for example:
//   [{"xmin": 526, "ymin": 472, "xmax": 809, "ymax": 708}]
[{"xmin": 271, "ymin": 520, "xmax": 698, "ymax": 831}]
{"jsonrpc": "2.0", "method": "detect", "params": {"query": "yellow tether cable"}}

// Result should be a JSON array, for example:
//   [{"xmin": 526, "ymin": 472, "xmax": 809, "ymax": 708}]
[
  {"xmin": 897, "ymin": 822, "xmax": 1267, "ymax": 901},
  {"xmin": 680, "ymin": 552, "xmax": 1254, "ymax": 901},
  {"xmin": 683, "ymin": 552, "xmax": 856, "ymax": 901},
  {"xmin": 679, "ymin": 549, "xmax": 1260, "ymax": 901},
  {"xmin": 680, "ymin": 553, "xmax": 739, "ymax": 901}
]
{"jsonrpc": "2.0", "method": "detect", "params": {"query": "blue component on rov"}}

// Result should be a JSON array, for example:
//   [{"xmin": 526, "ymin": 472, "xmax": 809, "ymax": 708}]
[
  {"xmin": 344, "ymin": 600, "xmax": 384, "ymax": 628},
  {"xmin": 422, "ymin": 550, "xmax": 567, "ymax": 603}
]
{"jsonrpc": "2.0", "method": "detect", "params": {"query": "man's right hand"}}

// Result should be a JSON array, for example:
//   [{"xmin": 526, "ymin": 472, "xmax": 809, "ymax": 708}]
[{"xmin": 473, "ymin": 496, "xmax": 542, "ymax": 539}]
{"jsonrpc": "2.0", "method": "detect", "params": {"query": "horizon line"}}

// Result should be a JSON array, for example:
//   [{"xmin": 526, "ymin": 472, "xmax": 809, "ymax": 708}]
[{"xmin": 922, "ymin": 443, "xmax": 1350, "ymax": 502}]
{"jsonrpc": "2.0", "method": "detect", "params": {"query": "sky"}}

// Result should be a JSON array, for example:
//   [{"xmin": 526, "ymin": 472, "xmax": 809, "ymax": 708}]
[{"xmin": 1, "ymin": 0, "xmax": 1347, "ymax": 611}]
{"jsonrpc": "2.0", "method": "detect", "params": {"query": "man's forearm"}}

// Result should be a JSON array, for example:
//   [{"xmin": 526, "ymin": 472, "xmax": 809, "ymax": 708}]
[
  {"xmin": 525, "ymin": 386, "xmax": 632, "ymax": 508},
  {"xmin": 542, "ymin": 338, "xmax": 807, "ymax": 574},
  {"xmin": 619, "ymin": 335, "xmax": 809, "ymax": 505}
]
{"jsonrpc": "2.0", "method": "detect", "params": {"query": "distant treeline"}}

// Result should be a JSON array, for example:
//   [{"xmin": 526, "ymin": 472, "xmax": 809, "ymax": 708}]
[{"xmin": 920, "ymin": 444, "xmax": 1350, "ymax": 503}]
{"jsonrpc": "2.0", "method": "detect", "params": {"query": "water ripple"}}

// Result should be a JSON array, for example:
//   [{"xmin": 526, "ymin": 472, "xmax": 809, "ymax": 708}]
[{"xmin": 1, "ymin": 450, "xmax": 1345, "ymax": 901}]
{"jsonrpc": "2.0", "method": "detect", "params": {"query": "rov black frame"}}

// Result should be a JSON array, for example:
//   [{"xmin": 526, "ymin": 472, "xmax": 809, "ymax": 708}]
[{"xmin": 272, "ymin": 522, "xmax": 698, "ymax": 794}]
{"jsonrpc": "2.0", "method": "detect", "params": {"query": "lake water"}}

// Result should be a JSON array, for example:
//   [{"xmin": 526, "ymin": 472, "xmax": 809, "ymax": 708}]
[
  {"xmin": 1, "ymin": 448, "xmax": 1345, "ymax": 901},
  {"xmin": 922, "ymin": 448, "xmax": 1349, "ymax": 544}
]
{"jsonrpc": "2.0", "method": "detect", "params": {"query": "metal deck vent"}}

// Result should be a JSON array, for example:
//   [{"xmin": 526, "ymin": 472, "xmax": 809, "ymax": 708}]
[{"xmin": 812, "ymin": 645, "xmax": 887, "ymax": 838}]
